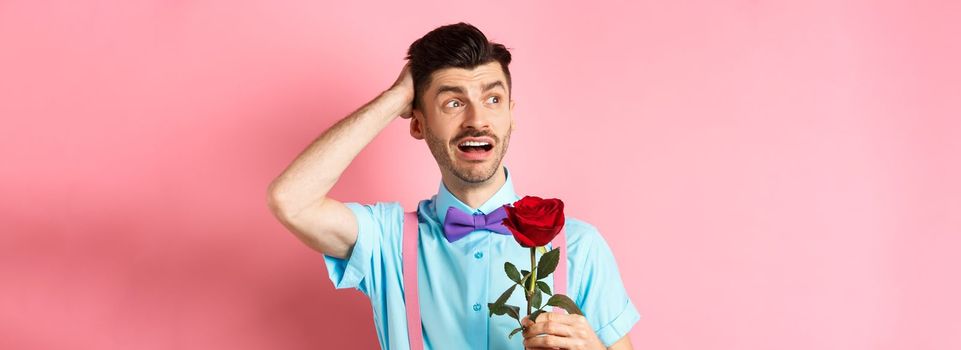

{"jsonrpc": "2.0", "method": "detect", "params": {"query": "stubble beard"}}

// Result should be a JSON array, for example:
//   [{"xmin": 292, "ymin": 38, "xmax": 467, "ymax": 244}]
[{"xmin": 424, "ymin": 123, "xmax": 511, "ymax": 184}]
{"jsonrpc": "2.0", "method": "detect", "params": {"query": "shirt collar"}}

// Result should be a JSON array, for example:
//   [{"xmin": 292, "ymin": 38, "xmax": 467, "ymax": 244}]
[{"xmin": 433, "ymin": 165, "xmax": 520, "ymax": 224}]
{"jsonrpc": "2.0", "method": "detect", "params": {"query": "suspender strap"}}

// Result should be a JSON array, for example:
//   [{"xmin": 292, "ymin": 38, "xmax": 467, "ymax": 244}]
[
  {"xmin": 402, "ymin": 211, "xmax": 423, "ymax": 350},
  {"xmin": 401, "ymin": 209, "xmax": 570, "ymax": 348}
]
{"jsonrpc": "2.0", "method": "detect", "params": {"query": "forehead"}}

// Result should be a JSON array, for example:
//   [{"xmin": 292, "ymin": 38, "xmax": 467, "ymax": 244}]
[{"xmin": 426, "ymin": 61, "xmax": 508, "ymax": 95}]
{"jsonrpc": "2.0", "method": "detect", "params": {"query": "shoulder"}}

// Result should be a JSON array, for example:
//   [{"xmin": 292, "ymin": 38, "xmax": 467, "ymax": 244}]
[
  {"xmin": 562, "ymin": 215, "xmax": 604, "ymax": 253},
  {"xmin": 343, "ymin": 201, "xmax": 405, "ymax": 240},
  {"xmin": 344, "ymin": 200, "xmax": 404, "ymax": 219},
  {"xmin": 562, "ymin": 216, "xmax": 624, "ymax": 292}
]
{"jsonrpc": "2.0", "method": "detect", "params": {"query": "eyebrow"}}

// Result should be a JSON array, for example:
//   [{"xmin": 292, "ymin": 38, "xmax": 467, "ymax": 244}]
[{"xmin": 434, "ymin": 81, "xmax": 506, "ymax": 99}]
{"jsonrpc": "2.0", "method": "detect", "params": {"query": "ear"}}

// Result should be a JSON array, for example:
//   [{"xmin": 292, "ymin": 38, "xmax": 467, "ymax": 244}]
[{"xmin": 410, "ymin": 109, "xmax": 425, "ymax": 140}]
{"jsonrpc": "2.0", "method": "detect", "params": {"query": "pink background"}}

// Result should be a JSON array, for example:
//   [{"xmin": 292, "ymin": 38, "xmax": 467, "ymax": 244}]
[{"xmin": 2, "ymin": 1, "xmax": 959, "ymax": 349}]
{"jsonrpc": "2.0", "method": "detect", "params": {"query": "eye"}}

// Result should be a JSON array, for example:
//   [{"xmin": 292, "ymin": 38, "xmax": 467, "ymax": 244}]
[
  {"xmin": 486, "ymin": 96, "xmax": 500, "ymax": 104},
  {"xmin": 445, "ymin": 99, "xmax": 462, "ymax": 108}
]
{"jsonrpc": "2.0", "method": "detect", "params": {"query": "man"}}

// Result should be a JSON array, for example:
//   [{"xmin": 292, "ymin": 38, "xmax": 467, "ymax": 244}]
[{"xmin": 267, "ymin": 22, "xmax": 639, "ymax": 350}]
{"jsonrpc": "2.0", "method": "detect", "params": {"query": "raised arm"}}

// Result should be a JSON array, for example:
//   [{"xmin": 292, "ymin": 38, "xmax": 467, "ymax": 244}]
[{"xmin": 266, "ymin": 63, "xmax": 414, "ymax": 259}]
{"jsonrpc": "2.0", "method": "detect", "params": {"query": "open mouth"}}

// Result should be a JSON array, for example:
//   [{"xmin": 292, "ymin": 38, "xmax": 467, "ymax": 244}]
[
  {"xmin": 455, "ymin": 139, "xmax": 495, "ymax": 160},
  {"xmin": 457, "ymin": 142, "xmax": 494, "ymax": 153}
]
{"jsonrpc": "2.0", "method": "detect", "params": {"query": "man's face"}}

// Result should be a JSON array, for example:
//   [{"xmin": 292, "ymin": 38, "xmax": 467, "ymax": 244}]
[{"xmin": 411, "ymin": 61, "xmax": 516, "ymax": 184}]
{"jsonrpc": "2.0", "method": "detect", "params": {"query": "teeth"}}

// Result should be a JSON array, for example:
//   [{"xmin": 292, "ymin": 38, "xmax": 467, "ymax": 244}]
[{"xmin": 459, "ymin": 141, "xmax": 490, "ymax": 147}]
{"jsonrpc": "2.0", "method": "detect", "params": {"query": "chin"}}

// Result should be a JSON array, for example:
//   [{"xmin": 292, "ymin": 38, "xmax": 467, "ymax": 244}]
[{"xmin": 452, "ymin": 160, "xmax": 499, "ymax": 183}]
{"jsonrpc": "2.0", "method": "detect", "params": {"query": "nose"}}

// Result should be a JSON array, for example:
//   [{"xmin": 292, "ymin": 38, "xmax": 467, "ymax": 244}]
[{"xmin": 461, "ymin": 102, "xmax": 492, "ymax": 131}]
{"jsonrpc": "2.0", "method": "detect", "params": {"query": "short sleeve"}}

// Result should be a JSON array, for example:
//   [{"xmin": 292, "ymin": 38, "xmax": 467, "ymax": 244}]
[
  {"xmin": 322, "ymin": 201, "xmax": 402, "ymax": 295},
  {"xmin": 569, "ymin": 220, "xmax": 641, "ymax": 347}
]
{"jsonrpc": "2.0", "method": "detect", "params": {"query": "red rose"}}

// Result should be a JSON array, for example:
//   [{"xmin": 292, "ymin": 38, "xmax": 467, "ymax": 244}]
[{"xmin": 502, "ymin": 196, "xmax": 565, "ymax": 247}]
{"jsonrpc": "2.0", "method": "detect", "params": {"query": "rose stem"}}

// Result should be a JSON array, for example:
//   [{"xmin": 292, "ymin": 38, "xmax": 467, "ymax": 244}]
[{"xmin": 527, "ymin": 246, "xmax": 536, "ymax": 316}]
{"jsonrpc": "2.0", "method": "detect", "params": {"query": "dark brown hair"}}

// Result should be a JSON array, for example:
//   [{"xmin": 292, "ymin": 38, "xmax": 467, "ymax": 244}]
[{"xmin": 405, "ymin": 22, "xmax": 513, "ymax": 110}]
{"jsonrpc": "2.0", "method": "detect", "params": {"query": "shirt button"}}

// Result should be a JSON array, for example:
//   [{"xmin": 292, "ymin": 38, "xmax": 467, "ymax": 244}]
[
  {"xmin": 472, "ymin": 303, "xmax": 482, "ymax": 311},
  {"xmin": 474, "ymin": 251, "xmax": 484, "ymax": 259}
]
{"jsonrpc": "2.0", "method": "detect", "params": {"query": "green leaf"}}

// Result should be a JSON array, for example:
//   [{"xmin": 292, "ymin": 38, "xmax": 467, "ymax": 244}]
[
  {"xmin": 536, "ymin": 248, "xmax": 560, "ymax": 280},
  {"xmin": 508, "ymin": 326, "xmax": 524, "ymax": 339},
  {"xmin": 545, "ymin": 294, "xmax": 584, "ymax": 315},
  {"xmin": 488, "ymin": 302, "xmax": 507, "ymax": 316},
  {"xmin": 536, "ymin": 281, "xmax": 553, "ymax": 296},
  {"xmin": 531, "ymin": 289, "xmax": 542, "ymax": 309},
  {"xmin": 537, "ymin": 246, "xmax": 548, "ymax": 255},
  {"xmin": 489, "ymin": 303, "xmax": 521, "ymax": 320},
  {"xmin": 491, "ymin": 285, "xmax": 516, "ymax": 313},
  {"xmin": 520, "ymin": 270, "xmax": 532, "ymax": 288},
  {"xmin": 505, "ymin": 262, "xmax": 521, "ymax": 284},
  {"xmin": 504, "ymin": 305, "xmax": 521, "ymax": 321},
  {"xmin": 530, "ymin": 309, "xmax": 546, "ymax": 322}
]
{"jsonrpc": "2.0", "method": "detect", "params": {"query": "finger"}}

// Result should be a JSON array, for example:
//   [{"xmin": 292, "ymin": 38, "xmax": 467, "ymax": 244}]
[
  {"xmin": 522, "ymin": 320, "xmax": 574, "ymax": 340},
  {"xmin": 537, "ymin": 311, "xmax": 588, "ymax": 327},
  {"xmin": 523, "ymin": 334, "xmax": 571, "ymax": 349}
]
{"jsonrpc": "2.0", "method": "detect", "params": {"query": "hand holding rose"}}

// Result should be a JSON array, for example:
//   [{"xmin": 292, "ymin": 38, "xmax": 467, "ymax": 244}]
[
  {"xmin": 488, "ymin": 196, "xmax": 591, "ymax": 348},
  {"xmin": 520, "ymin": 312, "xmax": 605, "ymax": 350}
]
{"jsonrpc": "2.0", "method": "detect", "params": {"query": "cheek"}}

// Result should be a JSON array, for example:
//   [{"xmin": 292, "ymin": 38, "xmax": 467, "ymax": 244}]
[
  {"xmin": 425, "ymin": 125, "xmax": 454, "ymax": 146},
  {"xmin": 498, "ymin": 120, "xmax": 513, "ymax": 137}
]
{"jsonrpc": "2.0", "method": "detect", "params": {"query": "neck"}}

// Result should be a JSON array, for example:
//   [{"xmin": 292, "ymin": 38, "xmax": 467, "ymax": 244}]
[{"xmin": 441, "ymin": 165, "xmax": 506, "ymax": 210}]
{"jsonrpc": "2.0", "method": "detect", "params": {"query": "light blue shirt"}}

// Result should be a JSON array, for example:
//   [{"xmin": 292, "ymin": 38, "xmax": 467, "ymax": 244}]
[{"xmin": 323, "ymin": 165, "xmax": 640, "ymax": 349}]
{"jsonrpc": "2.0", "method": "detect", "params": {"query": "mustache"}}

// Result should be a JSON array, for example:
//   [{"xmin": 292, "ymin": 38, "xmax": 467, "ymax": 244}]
[{"xmin": 454, "ymin": 131, "xmax": 497, "ymax": 144}]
